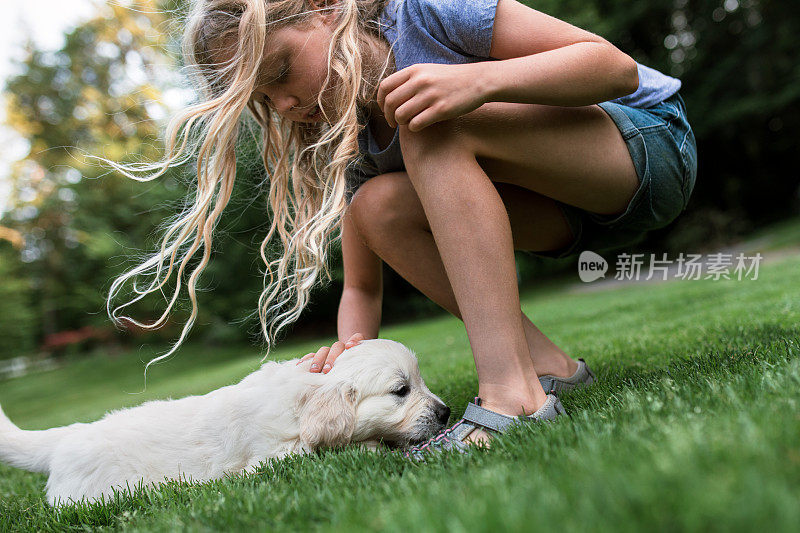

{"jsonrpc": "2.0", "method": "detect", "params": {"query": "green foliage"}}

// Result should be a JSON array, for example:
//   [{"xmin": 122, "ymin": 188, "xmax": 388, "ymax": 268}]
[
  {"xmin": 1, "ymin": 1, "xmax": 194, "ymax": 353},
  {"xmin": 0, "ymin": 247, "xmax": 37, "ymax": 359}
]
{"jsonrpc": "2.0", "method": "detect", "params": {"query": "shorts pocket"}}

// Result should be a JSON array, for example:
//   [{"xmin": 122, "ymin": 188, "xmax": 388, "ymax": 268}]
[{"xmin": 647, "ymin": 99, "xmax": 681, "ymax": 126}]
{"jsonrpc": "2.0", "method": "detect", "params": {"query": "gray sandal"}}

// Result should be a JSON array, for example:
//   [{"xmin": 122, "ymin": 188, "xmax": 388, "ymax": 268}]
[
  {"xmin": 538, "ymin": 358, "xmax": 596, "ymax": 394},
  {"xmin": 404, "ymin": 394, "xmax": 566, "ymax": 460}
]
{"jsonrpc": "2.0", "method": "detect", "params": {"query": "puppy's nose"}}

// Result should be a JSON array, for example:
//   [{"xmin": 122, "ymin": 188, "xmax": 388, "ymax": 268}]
[{"xmin": 435, "ymin": 403, "xmax": 451, "ymax": 425}]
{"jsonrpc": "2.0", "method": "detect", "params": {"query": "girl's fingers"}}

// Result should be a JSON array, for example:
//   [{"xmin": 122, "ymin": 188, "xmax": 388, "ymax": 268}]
[
  {"xmin": 382, "ymin": 82, "xmax": 420, "ymax": 128},
  {"xmin": 345, "ymin": 332, "xmax": 364, "ymax": 348},
  {"xmin": 408, "ymin": 106, "xmax": 448, "ymax": 132},
  {"xmin": 296, "ymin": 352, "xmax": 316, "ymax": 365},
  {"xmin": 377, "ymin": 68, "xmax": 412, "ymax": 111},
  {"xmin": 322, "ymin": 340, "xmax": 346, "ymax": 374},
  {"xmin": 309, "ymin": 346, "xmax": 330, "ymax": 373},
  {"xmin": 394, "ymin": 96, "xmax": 435, "ymax": 128},
  {"xmin": 300, "ymin": 334, "xmax": 365, "ymax": 372}
]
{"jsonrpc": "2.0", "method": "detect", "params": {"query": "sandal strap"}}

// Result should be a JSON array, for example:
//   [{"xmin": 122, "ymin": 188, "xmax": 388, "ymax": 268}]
[
  {"xmin": 404, "ymin": 395, "xmax": 567, "ymax": 461},
  {"xmin": 579, "ymin": 358, "xmax": 597, "ymax": 381},
  {"xmin": 462, "ymin": 401, "xmax": 520, "ymax": 433}
]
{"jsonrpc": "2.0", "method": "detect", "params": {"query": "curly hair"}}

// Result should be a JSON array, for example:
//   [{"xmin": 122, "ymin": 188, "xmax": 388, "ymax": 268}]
[{"xmin": 100, "ymin": 0, "xmax": 395, "ymax": 368}]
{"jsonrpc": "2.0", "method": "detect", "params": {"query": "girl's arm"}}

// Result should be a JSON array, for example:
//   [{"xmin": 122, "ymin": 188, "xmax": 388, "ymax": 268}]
[
  {"xmin": 481, "ymin": 0, "xmax": 639, "ymax": 107},
  {"xmin": 297, "ymin": 204, "xmax": 381, "ymax": 374},
  {"xmin": 378, "ymin": 0, "xmax": 639, "ymax": 131},
  {"xmin": 337, "ymin": 206, "xmax": 383, "ymax": 341}
]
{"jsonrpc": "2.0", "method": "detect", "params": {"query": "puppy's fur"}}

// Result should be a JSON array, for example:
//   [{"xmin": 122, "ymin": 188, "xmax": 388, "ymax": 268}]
[{"xmin": 0, "ymin": 339, "xmax": 449, "ymax": 505}]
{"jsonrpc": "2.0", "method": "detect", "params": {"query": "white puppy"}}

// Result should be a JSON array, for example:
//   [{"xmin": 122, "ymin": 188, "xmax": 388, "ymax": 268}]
[{"xmin": 0, "ymin": 339, "xmax": 450, "ymax": 505}]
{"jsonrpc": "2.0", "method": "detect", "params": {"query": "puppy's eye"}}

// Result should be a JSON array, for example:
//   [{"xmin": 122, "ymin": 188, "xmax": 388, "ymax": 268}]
[{"xmin": 392, "ymin": 385, "xmax": 410, "ymax": 397}]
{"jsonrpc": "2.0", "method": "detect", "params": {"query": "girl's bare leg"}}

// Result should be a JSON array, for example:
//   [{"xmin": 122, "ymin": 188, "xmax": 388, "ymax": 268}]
[
  {"xmin": 398, "ymin": 127, "xmax": 549, "ymax": 417},
  {"xmin": 393, "ymin": 102, "xmax": 638, "ymax": 421},
  {"xmin": 349, "ymin": 174, "xmax": 578, "ymax": 379}
]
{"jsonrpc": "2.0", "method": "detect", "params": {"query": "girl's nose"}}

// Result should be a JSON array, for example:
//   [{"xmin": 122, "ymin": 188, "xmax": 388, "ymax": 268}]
[{"xmin": 269, "ymin": 92, "xmax": 300, "ymax": 115}]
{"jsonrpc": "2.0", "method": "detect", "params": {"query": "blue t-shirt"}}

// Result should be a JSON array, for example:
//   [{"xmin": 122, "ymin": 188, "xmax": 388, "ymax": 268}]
[{"xmin": 347, "ymin": 0, "xmax": 682, "ymax": 199}]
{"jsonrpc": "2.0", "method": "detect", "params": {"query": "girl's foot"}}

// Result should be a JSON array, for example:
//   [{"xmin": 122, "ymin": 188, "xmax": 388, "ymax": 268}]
[
  {"xmin": 404, "ymin": 395, "xmax": 566, "ymax": 460},
  {"xmin": 460, "ymin": 358, "xmax": 596, "ymax": 445},
  {"xmin": 538, "ymin": 358, "xmax": 597, "ymax": 394}
]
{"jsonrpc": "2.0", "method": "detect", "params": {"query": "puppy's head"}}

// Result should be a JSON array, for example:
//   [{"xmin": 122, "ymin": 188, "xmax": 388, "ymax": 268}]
[{"xmin": 297, "ymin": 339, "xmax": 450, "ymax": 449}]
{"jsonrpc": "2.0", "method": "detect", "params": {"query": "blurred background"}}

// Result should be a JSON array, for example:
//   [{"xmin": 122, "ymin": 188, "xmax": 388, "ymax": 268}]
[{"xmin": 0, "ymin": 0, "xmax": 798, "ymax": 368}]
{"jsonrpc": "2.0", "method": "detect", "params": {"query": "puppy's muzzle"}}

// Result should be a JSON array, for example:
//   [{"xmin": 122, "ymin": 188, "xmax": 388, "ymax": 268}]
[
  {"xmin": 434, "ymin": 402, "xmax": 451, "ymax": 426},
  {"xmin": 404, "ymin": 398, "xmax": 451, "ymax": 446}
]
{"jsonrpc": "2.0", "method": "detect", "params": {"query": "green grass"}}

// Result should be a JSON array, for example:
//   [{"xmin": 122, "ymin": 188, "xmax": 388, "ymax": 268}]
[
  {"xmin": 1, "ymin": 252, "xmax": 799, "ymax": 532},
  {"xmin": 738, "ymin": 214, "xmax": 800, "ymax": 253}
]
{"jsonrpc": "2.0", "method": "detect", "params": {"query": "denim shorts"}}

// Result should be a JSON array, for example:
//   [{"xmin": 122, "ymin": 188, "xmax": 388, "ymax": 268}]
[{"xmin": 531, "ymin": 91, "xmax": 698, "ymax": 259}]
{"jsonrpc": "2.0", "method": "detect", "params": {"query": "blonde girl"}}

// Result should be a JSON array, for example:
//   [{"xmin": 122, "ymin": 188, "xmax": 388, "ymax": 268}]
[{"xmin": 107, "ymin": 0, "xmax": 697, "ymax": 455}]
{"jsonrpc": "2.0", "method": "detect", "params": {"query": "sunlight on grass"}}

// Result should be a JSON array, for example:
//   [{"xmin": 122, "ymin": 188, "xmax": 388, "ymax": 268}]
[{"xmin": 1, "ymin": 253, "xmax": 798, "ymax": 531}]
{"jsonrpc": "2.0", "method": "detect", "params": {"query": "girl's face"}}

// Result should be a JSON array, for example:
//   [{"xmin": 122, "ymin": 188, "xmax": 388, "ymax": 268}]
[{"xmin": 251, "ymin": 14, "xmax": 336, "ymax": 123}]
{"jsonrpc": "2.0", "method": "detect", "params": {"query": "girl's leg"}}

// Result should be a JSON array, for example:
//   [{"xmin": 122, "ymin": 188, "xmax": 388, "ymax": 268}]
[
  {"xmin": 397, "ymin": 126, "xmax": 547, "ymax": 417},
  {"xmin": 395, "ymin": 102, "xmax": 638, "ymax": 419},
  {"xmin": 349, "ymin": 173, "xmax": 578, "ymax": 379}
]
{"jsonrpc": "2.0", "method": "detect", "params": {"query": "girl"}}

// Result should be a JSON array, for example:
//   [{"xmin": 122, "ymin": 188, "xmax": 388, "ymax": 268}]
[{"xmin": 106, "ymin": 0, "xmax": 697, "ymax": 456}]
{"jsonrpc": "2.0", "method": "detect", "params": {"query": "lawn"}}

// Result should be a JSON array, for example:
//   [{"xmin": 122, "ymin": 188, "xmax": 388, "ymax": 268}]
[{"xmin": 1, "ymin": 251, "xmax": 799, "ymax": 532}]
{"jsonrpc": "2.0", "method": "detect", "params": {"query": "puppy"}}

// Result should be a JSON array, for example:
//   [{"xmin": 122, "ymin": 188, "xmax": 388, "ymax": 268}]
[{"xmin": 0, "ymin": 339, "xmax": 450, "ymax": 505}]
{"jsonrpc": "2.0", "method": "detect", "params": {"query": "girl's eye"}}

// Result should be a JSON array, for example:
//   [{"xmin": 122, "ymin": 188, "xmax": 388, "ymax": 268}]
[
  {"xmin": 392, "ymin": 385, "xmax": 410, "ymax": 397},
  {"xmin": 276, "ymin": 64, "xmax": 290, "ymax": 83}
]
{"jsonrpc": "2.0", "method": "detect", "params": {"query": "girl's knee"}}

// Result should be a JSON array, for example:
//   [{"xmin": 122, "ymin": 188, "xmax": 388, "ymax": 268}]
[
  {"xmin": 398, "ymin": 120, "xmax": 473, "ymax": 164},
  {"xmin": 349, "ymin": 172, "xmax": 417, "ymax": 235}
]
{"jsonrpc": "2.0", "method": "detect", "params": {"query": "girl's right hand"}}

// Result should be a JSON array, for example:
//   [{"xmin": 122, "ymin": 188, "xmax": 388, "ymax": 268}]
[
  {"xmin": 377, "ymin": 62, "xmax": 488, "ymax": 131},
  {"xmin": 297, "ymin": 333, "xmax": 365, "ymax": 374}
]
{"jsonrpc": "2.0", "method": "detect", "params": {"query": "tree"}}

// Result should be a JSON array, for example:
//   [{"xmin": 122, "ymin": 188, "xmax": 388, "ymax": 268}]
[{"xmin": 2, "ymin": 0, "xmax": 187, "ymax": 350}]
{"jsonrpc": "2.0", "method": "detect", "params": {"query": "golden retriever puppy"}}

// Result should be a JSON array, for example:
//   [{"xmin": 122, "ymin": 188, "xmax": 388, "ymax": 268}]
[{"xmin": 0, "ymin": 339, "xmax": 450, "ymax": 505}]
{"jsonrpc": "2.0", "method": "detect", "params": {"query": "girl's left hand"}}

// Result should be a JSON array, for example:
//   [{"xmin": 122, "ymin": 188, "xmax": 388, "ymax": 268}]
[{"xmin": 377, "ymin": 62, "xmax": 489, "ymax": 132}]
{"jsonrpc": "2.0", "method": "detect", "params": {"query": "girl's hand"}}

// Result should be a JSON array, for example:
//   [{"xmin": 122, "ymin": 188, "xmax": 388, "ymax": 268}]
[
  {"xmin": 377, "ymin": 62, "xmax": 488, "ymax": 132},
  {"xmin": 297, "ymin": 333, "xmax": 365, "ymax": 374}
]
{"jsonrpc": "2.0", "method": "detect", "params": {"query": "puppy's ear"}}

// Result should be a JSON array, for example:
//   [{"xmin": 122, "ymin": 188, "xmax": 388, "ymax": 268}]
[{"xmin": 298, "ymin": 383, "xmax": 357, "ymax": 449}]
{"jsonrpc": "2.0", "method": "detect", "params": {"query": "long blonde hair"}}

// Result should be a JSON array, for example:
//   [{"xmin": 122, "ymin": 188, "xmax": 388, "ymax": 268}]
[{"xmin": 102, "ymin": 0, "xmax": 394, "ymax": 367}]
